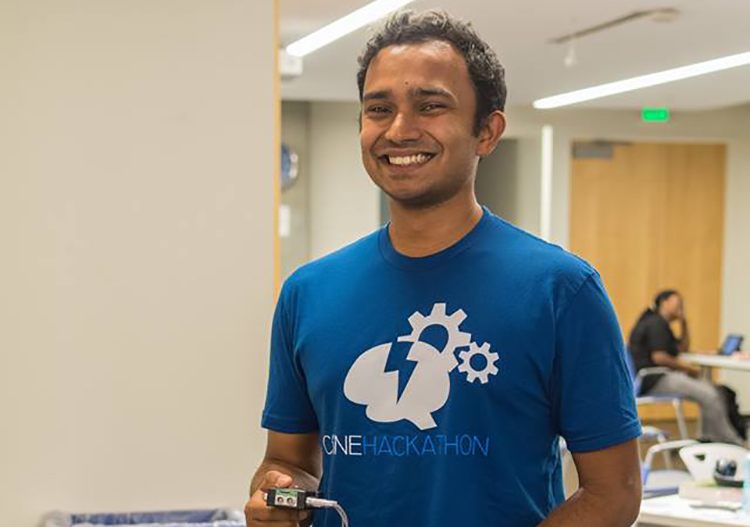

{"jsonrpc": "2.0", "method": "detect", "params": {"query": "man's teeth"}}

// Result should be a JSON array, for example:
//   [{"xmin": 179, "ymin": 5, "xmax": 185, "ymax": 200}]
[{"xmin": 388, "ymin": 153, "xmax": 432, "ymax": 166}]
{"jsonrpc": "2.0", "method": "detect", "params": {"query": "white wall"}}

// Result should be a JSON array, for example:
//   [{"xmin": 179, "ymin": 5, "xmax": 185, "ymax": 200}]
[
  {"xmin": 280, "ymin": 101, "xmax": 312, "ymax": 280},
  {"xmin": 514, "ymin": 136, "xmax": 544, "ymax": 235},
  {"xmin": 719, "ymin": 117, "xmax": 750, "ymax": 404},
  {"xmin": 308, "ymin": 102, "xmax": 380, "ymax": 259},
  {"xmin": 0, "ymin": 1, "xmax": 276, "ymax": 524},
  {"xmin": 476, "ymin": 140, "xmax": 522, "ymax": 223}
]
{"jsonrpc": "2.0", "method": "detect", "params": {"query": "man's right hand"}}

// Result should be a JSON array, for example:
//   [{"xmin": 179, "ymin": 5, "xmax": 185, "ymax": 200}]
[{"xmin": 245, "ymin": 470, "xmax": 312, "ymax": 526}]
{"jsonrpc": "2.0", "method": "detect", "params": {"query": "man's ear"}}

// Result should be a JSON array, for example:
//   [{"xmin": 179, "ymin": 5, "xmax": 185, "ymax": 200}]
[{"xmin": 476, "ymin": 111, "xmax": 506, "ymax": 157}]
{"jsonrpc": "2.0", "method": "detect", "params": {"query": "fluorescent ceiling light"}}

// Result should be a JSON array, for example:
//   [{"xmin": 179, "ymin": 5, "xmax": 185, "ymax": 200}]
[
  {"xmin": 533, "ymin": 50, "xmax": 750, "ymax": 109},
  {"xmin": 286, "ymin": 0, "xmax": 415, "ymax": 57}
]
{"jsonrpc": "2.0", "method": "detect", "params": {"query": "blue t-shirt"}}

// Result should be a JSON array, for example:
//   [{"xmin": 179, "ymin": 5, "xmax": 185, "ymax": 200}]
[{"xmin": 262, "ymin": 208, "xmax": 641, "ymax": 527}]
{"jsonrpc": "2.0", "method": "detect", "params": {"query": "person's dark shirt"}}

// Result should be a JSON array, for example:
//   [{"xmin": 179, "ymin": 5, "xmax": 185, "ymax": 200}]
[{"xmin": 628, "ymin": 310, "xmax": 680, "ymax": 394}]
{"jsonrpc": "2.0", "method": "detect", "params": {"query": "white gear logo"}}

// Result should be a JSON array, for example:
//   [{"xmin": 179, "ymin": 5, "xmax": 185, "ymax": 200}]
[
  {"xmin": 458, "ymin": 342, "xmax": 499, "ymax": 384},
  {"xmin": 397, "ymin": 303, "xmax": 472, "ymax": 371},
  {"xmin": 344, "ymin": 303, "xmax": 498, "ymax": 430}
]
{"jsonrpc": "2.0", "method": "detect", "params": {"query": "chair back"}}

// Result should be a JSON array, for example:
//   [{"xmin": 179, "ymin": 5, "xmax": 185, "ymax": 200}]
[{"xmin": 624, "ymin": 347, "xmax": 642, "ymax": 396}]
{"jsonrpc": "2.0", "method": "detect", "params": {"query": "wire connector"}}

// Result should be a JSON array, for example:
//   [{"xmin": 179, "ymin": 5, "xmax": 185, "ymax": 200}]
[
  {"xmin": 264, "ymin": 488, "xmax": 317, "ymax": 510},
  {"xmin": 264, "ymin": 488, "xmax": 349, "ymax": 527}
]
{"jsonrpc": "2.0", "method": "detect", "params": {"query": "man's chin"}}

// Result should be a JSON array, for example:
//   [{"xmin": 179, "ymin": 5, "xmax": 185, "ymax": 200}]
[{"xmin": 382, "ymin": 188, "xmax": 454, "ymax": 211}]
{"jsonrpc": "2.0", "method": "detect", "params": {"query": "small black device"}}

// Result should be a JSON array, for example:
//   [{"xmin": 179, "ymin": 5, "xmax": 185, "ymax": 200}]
[
  {"xmin": 718, "ymin": 334, "xmax": 743, "ymax": 356},
  {"xmin": 713, "ymin": 458, "xmax": 743, "ymax": 488},
  {"xmin": 265, "ymin": 487, "xmax": 350, "ymax": 527},
  {"xmin": 265, "ymin": 488, "xmax": 317, "ymax": 510}
]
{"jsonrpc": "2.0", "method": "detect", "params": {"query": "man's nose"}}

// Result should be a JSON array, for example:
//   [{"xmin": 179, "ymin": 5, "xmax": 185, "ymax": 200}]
[{"xmin": 384, "ymin": 111, "xmax": 421, "ymax": 142}]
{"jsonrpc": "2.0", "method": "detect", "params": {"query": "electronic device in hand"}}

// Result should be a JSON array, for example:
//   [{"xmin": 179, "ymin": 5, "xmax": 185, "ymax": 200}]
[
  {"xmin": 265, "ymin": 488, "xmax": 318, "ymax": 510},
  {"xmin": 265, "ymin": 487, "xmax": 350, "ymax": 526}
]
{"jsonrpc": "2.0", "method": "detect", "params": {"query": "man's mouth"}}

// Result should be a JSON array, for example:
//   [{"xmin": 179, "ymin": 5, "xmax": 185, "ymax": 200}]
[{"xmin": 380, "ymin": 153, "xmax": 435, "ymax": 167}]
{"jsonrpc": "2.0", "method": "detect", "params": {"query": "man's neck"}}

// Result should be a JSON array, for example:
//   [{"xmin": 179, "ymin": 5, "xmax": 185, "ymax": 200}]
[{"xmin": 388, "ymin": 192, "xmax": 483, "ymax": 258}]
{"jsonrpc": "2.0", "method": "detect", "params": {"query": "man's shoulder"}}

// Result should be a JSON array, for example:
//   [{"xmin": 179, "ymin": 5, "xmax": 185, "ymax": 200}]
[
  {"xmin": 483, "ymin": 213, "xmax": 596, "ymax": 287},
  {"xmin": 284, "ymin": 229, "xmax": 382, "ymax": 290}
]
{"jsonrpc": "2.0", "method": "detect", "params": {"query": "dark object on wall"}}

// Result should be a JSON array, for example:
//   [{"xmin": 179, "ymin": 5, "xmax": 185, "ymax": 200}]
[{"xmin": 281, "ymin": 143, "xmax": 299, "ymax": 191}]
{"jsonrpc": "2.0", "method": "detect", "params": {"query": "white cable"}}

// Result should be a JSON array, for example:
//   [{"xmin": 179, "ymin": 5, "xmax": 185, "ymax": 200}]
[
  {"xmin": 330, "ymin": 502, "xmax": 349, "ymax": 527},
  {"xmin": 306, "ymin": 497, "xmax": 336, "ymax": 508},
  {"xmin": 306, "ymin": 497, "xmax": 350, "ymax": 527}
]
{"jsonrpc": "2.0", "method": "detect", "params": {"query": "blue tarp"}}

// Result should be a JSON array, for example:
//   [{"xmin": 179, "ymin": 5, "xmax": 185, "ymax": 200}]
[{"xmin": 41, "ymin": 509, "xmax": 245, "ymax": 527}]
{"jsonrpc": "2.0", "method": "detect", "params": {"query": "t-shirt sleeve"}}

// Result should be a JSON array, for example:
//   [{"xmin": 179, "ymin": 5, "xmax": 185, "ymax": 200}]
[
  {"xmin": 553, "ymin": 272, "xmax": 642, "ymax": 453},
  {"xmin": 261, "ymin": 282, "xmax": 319, "ymax": 433}
]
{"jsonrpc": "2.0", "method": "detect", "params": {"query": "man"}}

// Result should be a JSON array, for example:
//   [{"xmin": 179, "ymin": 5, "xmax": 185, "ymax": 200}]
[
  {"xmin": 629, "ymin": 290, "xmax": 744, "ymax": 445},
  {"xmin": 246, "ymin": 9, "xmax": 642, "ymax": 527}
]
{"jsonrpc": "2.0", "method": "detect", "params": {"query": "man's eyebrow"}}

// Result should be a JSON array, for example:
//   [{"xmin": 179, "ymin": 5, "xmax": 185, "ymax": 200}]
[
  {"xmin": 363, "ymin": 90, "xmax": 391, "ymax": 102},
  {"xmin": 410, "ymin": 87, "xmax": 456, "ymax": 102},
  {"xmin": 362, "ymin": 87, "xmax": 457, "ymax": 102}
]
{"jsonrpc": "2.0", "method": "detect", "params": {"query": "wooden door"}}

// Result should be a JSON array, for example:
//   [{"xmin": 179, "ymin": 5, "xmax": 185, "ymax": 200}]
[{"xmin": 570, "ymin": 142, "xmax": 726, "ymax": 422}]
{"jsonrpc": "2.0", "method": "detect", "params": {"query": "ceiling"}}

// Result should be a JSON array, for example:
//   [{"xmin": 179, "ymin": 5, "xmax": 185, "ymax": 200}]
[{"xmin": 279, "ymin": 0, "xmax": 750, "ymax": 110}]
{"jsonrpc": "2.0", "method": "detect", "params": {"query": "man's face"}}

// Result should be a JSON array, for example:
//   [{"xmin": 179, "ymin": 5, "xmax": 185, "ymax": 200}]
[
  {"xmin": 359, "ymin": 41, "xmax": 495, "ymax": 209},
  {"xmin": 662, "ymin": 294, "xmax": 684, "ymax": 321}
]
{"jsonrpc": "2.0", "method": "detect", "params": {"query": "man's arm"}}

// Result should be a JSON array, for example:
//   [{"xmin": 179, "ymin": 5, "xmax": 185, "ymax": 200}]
[
  {"xmin": 250, "ymin": 430, "xmax": 322, "ymax": 493},
  {"xmin": 540, "ymin": 439, "xmax": 641, "ymax": 527},
  {"xmin": 245, "ymin": 430, "xmax": 322, "ymax": 526},
  {"xmin": 677, "ymin": 317, "xmax": 690, "ymax": 353},
  {"xmin": 651, "ymin": 350, "xmax": 700, "ymax": 376}
]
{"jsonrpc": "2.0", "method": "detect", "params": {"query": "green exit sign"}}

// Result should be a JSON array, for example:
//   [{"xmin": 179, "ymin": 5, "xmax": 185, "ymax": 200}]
[{"xmin": 642, "ymin": 107, "xmax": 670, "ymax": 122}]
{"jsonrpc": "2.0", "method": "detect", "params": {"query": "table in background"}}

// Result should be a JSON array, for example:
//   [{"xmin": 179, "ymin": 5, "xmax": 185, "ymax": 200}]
[
  {"xmin": 681, "ymin": 353, "xmax": 750, "ymax": 380},
  {"xmin": 638, "ymin": 494, "xmax": 749, "ymax": 526}
]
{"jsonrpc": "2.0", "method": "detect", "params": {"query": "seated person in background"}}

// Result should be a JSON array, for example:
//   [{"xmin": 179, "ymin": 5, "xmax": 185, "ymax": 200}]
[{"xmin": 629, "ymin": 290, "xmax": 745, "ymax": 445}]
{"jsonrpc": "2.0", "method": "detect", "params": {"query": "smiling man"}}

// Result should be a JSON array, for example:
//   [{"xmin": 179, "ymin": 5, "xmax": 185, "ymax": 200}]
[{"xmin": 246, "ymin": 9, "xmax": 642, "ymax": 527}]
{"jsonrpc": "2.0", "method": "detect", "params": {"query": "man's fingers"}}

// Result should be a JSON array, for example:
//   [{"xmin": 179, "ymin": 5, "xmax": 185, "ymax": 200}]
[
  {"xmin": 253, "ymin": 509, "xmax": 311, "ymax": 521},
  {"xmin": 258, "ymin": 470, "xmax": 294, "ymax": 492},
  {"xmin": 244, "ymin": 496, "xmax": 312, "ymax": 526},
  {"xmin": 245, "ymin": 472, "xmax": 310, "ymax": 527}
]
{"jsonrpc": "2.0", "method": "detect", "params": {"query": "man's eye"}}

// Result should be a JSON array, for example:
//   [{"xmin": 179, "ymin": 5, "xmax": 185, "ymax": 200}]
[
  {"xmin": 366, "ymin": 106, "xmax": 390, "ymax": 115},
  {"xmin": 422, "ymin": 103, "xmax": 445, "ymax": 112}
]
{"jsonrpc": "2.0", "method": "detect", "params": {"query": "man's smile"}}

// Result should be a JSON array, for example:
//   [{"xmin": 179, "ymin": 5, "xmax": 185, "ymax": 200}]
[{"xmin": 378, "ymin": 152, "xmax": 437, "ymax": 168}]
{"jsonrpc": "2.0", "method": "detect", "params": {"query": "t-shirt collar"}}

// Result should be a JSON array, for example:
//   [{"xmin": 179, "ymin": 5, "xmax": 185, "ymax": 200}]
[{"xmin": 378, "ymin": 205, "xmax": 492, "ymax": 271}]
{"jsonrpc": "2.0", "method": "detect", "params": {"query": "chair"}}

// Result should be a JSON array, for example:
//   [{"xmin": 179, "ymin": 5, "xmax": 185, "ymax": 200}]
[
  {"xmin": 625, "ymin": 349, "xmax": 691, "ymax": 440},
  {"xmin": 641, "ymin": 439, "xmax": 699, "ymax": 498}
]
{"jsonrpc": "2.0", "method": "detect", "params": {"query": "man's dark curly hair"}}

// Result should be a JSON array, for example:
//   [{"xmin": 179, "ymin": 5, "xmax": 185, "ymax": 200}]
[{"xmin": 356, "ymin": 9, "xmax": 507, "ymax": 136}]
